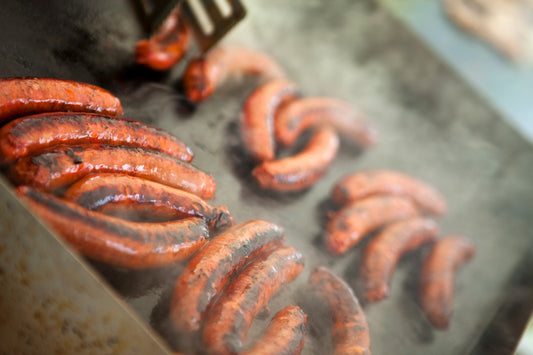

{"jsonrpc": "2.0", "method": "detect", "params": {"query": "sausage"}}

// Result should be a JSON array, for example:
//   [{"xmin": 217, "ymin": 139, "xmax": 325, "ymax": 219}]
[
  {"xmin": 309, "ymin": 267, "xmax": 371, "ymax": 355},
  {"xmin": 0, "ymin": 112, "xmax": 194, "ymax": 164},
  {"xmin": 242, "ymin": 306, "xmax": 307, "ymax": 355},
  {"xmin": 64, "ymin": 173, "xmax": 233, "ymax": 231},
  {"xmin": 170, "ymin": 220, "xmax": 285, "ymax": 333},
  {"xmin": 252, "ymin": 127, "xmax": 339, "ymax": 192},
  {"xmin": 325, "ymin": 196, "xmax": 419, "ymax": 255},
  {"xmin": 419, "ymin": 235, "xmax": 475, "ymax": 329},
  {"xmin": 240, "ymin": 79, "xmax": 299, "ymax": 162},
  {"xmin": 274, "ymin": 97, "xmax": 377, "ymax": 148},
  {"xmin": 331, "ymin": 170, "xmax": 447, "ymax": 216},
  {"xmin": 359, "ymin": 217, "xmax": 439, "ymax": 302},
  {"xmin": 0, "ymin": 77, "xmax": 123, "ymax": 123},
  {"xmin": 9, "ymin": 145, "xmax": 215, "ymax": 199},
  {"xmin": 183, "ymin": 46, "xmax": 286, "ymax": 102},
  {"xmin": 16, "ymin": 186, "xmax": 209, "ymax": 269},
  {"xmin": 135, "ymin": 8, "xmax": 190, "ymax": 71},
  {"xmin": 202, "ymin": 246, "xmax": 304, "ymax": 355}
]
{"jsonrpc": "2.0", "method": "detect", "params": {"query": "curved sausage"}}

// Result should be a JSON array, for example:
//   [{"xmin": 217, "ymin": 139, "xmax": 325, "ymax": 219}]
[
  {"xmin": 64, "ymin": 173, "xmax": 233, "ymax": 231},
  {"xmin": 331, "ymin": 170, "xmax": 447, "ymax": 216},
  {"xmin": 242, "ymin": 305, "xmax": 307, "ymax": 355},
  {"xmin": 325, "ymin": 196, "xmax": 419, "ymax": 255},
  {"xmin": 252, "ymin": 127, "xmax": 339, "ymax": 192},
  {"xmin": 135, "ymin": 8, "xmax": 190, "ymax": 71},
  {"xmin": 0, "ymin": 77, "xmax": 123, "ymax": 123},
  {"xmin": 359, "ymin": 217, "xmax": 439, "ymax": 302},
  {"xmin": 183, "ymin": 46, "xmax": 286, "ymax": 102},
  {"xmin": 0, "ymin": 112, "xmax": 194, "ymax": 164},
  {"xmin": 309, "ymin": 267, "xmax": 371, "ymax": 355},
  {"xmin": 170, "ymin": 220, "xmax": 285, "ymax": 333},
  {"xmin": 202, "ymin": 246, "xmax": 304, "ymax": 355},
  {"xmin": 419, "ymin": 235, "xmax": 475, "ymax": 329},
  {"xmin": 16, "ymin": 186, "xmax": 209, "ymax": 269},
  {"xmin": 241, "ymin": 79, "xmax": 299, "ymax": 162},
  {"xmin": 9, "ymin": 145, "xmax": 215, "ymax": 199},
  {"xmin": 274, "ymin": 97, "xmax": 377, "ymax": 148}
]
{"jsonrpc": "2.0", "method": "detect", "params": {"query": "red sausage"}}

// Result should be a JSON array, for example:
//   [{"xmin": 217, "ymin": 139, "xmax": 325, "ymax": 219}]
[
  {"xmin": 0, "ymin": 78, "xmax": 123, "ymax": 123},
  {"xmin": 183, "ymin": 46, "xmax": 286, "ymax": 102},
  {"xmin": 359, "ymin": 217, "xmax": 439, "ymax": 302},
  {"xmin": 242, "ymin": 305, "xmax": 307, "ymax": 355},
  {"xmin": 202, "ymin": 246, "xmax": 304, "ymax": 355},
  {"xmin": 9, "ymin": 145, "xmax": 215, "ymax": 199},
  {"xmin": 325, "ymin": 196, "xmax": 419, "ymax": 255},
  {"xmin": 274, "ymin": 97, "xmax": 377, "ymax": 148},
  {"xmin": 0, "ymin": 112, "xmax": 194, "ymax": 164},
  {"xmin": 240, "ymin": 79, "xmax": 299, "ymax": 162},
  {"xmin": 170, "ymin": 220, "xmax": 285, "ymax": 333},
  {"xmin": 252, "ymin": 127, "xmax": 339, "ymax": 192},
  {"xmin": 16, "ymin": 186, "xmax": 209, "ymax": 269},
  {"xmin": 331, "ymin": 170, "xmax": 447, "ymax": 216},
  {"xmin": 309, "ymin": 267, "xmax": 371, "ymax": 355},
  {"xmin": 419, "ymin": 235, "xmax": 475, "ymax": 329}
]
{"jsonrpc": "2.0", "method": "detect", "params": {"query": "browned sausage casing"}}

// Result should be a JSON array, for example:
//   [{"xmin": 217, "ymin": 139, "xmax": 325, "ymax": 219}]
[
  {"xmin": 0, "ymin": 112, "xmax": 194, "ymax": 164},
  {"xmin": 252, "ymin": 127, "xmax": 339, "ymax": 192},
  {"xmin": 170, "ymin": 220, "xmax": 285, "ymax": 333},
  {"xmin": 0, "ymin": 78, "xmax": 123, "ymax": 123},
  {"xmin": 242, "ymin": 305, "xmax": 307, "ymax": 355},
  {"xmin": 331, "ymin": 170, "xmax": 447, "ymax": 216},
  {"xmin": 202, "ymin": 246, "xmax": 304, "ymax": 355},
  {"xmin": 360, "ymin": 217, "xmax": 439, "ymax": 302},
  {"xmin": 16, "ymin": 186, "xmax": 209, "ymax": 269},
  {"xmin": 420, "ymin": 235, "xmax": 475, "ymax": 329},
  {"xmin": 241, "ymin": 79, "xmax": 299, "ymax": 162},
  {"xmin": 325, "ymin": 196, "xmax": 419, "ymax": 255},
  {"xmin": 9, "ymin": 145, "xmax": 215, "ymax": 199},
  {"xmin": 309, "ymin": 267, "xmax": 371, "ymax": 355}
]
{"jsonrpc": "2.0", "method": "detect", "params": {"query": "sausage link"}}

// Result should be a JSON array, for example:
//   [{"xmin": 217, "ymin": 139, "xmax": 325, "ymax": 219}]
[
  {"xmin": 274, "ymin": 97, "xmax": 377, "ymax": 148},
  {"xmin": 64, "ymin": 173, "xmax": 233, "ymax": 231},
  {"xmin": 252, "ymin": 127, "xmax": 339, "ymax": 192},
  {"xmin": 325, "ymin": 196, "xmax": 419, "ymax": 255},
  {"xmin": 0, "ymin": 77, "xmax": 123, "ymax": 123},
  {"xmin": 9, "ymin": 145, "xmax": 215, "ymax": 199},
  {"xmin": 419, "ymin": 235, "xmax": 475, "ymax": 329},
  {"xmin": 331, "ymin": 170, "xmax": 447, "ymax": 216},
  {"xmin": 309, "ymin": 267, "xmax": 371, "ymax": 355},
  {"xmin": 183, "ymin": 46, "xmax": 286, "ymax": 102},
  {"xmin": 242, "ymin": 305, "xmax": 307, "ymax": 355},
  {"xmin": 16, "ymin": 186, "xmax": 209, "ymax": 269},
  {"xmin": 170, "ymin": 220, "xmax": 285, "ymax": 333},
  {"xmin": 359, "ymin": 217, "xmax": 439, "ymax": 302},
  {"xmin": 0, "ymin": 112, "xmax": 194, "ymax": 164},
  {"xmin": 202, "ymin": 246, "xmax": 304, "ymax": 355}
]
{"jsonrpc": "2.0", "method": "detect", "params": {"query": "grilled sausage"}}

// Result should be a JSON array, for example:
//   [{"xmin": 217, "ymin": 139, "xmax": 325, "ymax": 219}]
[
  {"xmin": 0, "ymin": 112, "xmax": 194, "ymax": 164},
  {"xmin": 170, "ymin": 220, "xmax": 285, "ymax": 333},
  {"xmin": 309, "ymin": 267, "xmax": 371, "ymax": 355},
  {"xmin": 202, "ymin": 246, "xmax": 304, "ymax": 355},
  {"xmin": 64, "ymin": 173, "xmax": 233, "ymax": 231},
  {"xmin": 135, "ymin": 8, "xmax": 190, "ymax": 71},
  {"xmin": 9, "ymin": 145, "xmax": 215, "ymax": 199},
  {"xmin": 252, "ymin": 127, "xmax": 339, "ymax": 192},
  {"xmin": 325, "ymin": 196, "xmax": 419, "ymax": 255},
  {"xmin": 359, "ymin": 217, "xmax": 439, "ymax": 302},
  {"xmin": 240, "ymin": 79, "xmax": 299, "ymax": 162},
  {"xmin": 0, "ymin": 77, "xmax": 123, "ymax": 123},
  {"xmin": 274, "ymin": 97, "xmax": 377, "ymax": 148},
  {"xmin": 331, "ymin": 170, "xmax": 447, "ymax": 216},
  {"xmin": 16, "ymin": 186, "xmax": 209, "ymax": 269},
  {"xmin": 419, "ymin": 235, "xmax": 475, "ymax": 329},
  {"xmin": 183, "ymin": 46, "xmax": 286, "ymax": 102},
  {"xmin": 242, "ymin": 305, "xmax": 307, "ymax": 355}
]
